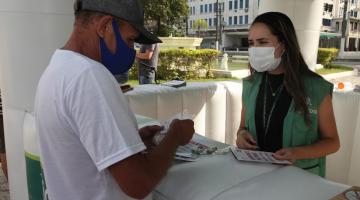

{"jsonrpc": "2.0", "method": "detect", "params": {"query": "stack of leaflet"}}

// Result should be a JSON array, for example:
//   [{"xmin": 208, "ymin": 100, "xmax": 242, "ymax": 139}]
[
  {"xmin": 161, "ymin": 80, "xmax": 186, "ymax": 88},
  {"xmin": 175, "ymin": 134, "xmax": 230, "ymax": 161}
]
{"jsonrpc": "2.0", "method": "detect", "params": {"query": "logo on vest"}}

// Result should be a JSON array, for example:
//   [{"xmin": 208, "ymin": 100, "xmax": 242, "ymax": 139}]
[
  {"xmin": 307, "ymin": 98, "xmax": 317, "ymax": 115},
  {"xmin": 306, "ymin": 97, "xmax": 312, "ymax": 106}
]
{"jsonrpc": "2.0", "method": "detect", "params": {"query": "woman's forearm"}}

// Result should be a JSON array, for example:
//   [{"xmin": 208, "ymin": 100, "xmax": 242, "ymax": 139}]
[{"xmin": 292, "ymin": 137, "xmax": 340, "ymax": 160}]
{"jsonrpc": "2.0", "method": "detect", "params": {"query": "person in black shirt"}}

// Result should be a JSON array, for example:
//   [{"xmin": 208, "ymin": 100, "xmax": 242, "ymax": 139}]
[{"xmin": 136, "ymin": 43, "xmax": 159, "ymax": 84}]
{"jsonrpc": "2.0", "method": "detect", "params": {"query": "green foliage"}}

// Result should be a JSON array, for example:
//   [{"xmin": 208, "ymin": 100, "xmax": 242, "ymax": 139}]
[
  {"xmin": 317, "ymin": 48, "xmax": 339, "ymax": 68},
  {"xmin": 192, "ymin": 19, "xmax": 209, "ymax": 37},
  {"xmin": 316, "ymin": 64, "xmax": 352, "ymax": 75},
  {"xmin": 141, "ymin": 0, "xmax": 189, "ymax": 37},
  {"xmin": 129, "ymin": 49, "xmax": 220, "ymax": 80},
  {"xmin": 192, "ymin": 19, "xmax": 208, "ymax": 30},
  {"xmin": 128, "ymin": 63, "xmax": 138, "ymax": 80}
]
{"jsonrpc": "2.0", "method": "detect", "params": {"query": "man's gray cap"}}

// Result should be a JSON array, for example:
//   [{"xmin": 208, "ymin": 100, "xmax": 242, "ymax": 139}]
[{"xmin": 74, "ymin": 0, "xmax": 162, "ymax": 44}]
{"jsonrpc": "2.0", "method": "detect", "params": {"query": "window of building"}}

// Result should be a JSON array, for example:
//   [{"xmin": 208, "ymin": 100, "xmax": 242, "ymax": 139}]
[
  {"xmin": 190, "ymin": 20, "xmax": 193, "ymax": 29},
  {"xmin": 245, "ymin": 0, "xmax": 249, "ymax": 8},
  {"xmin": 234, "ymin": 0, "xmax": 238, "ymax": 9},
  {"xmin": 209, "ymin": 18, "xmax": 212, "ymax": 26},
  {"xmin": 240, "ymin": 0, "xmax": 244, "ymax": 9},
  {"xmin": 229, "ymin": 16, "xmax": 233, "ymax": 25},
  {"xmin": 324, "ymin": 3, "xmax": 333, "ymax": 12},
  {"xmin": 240, "ymin": 15, "xmax": 243, "ymax": 24},
  {"xmin": 214, "ymin": 3, "xmax": 217, "ymax": 12},
  {"xmin": 245, "ymin": 15, "xmax": 249, "ymax": 24},
  {"xmin": 193, "ymin": 7, "xmax": 196, "ymax": 15},
  {"xmin": 229, "ymin": 1, "xmax": 233, "ymax": 10},
  {"xmin": 322, "ymin": 19, "xmax": 331, "ymax": 26},
  {"xmin": 336, "ymin": 22, "xmax": 340, "ymax": 31},
  {"xmin": 355, "ymin": 22, "xmax": 358, "ymax": 31},
  {"xmin": 339, "ymin": 7, "xmax": 343, "ymax": 17},
  {"xmin": 205, "ymin": 4, "xmax": 208, "ymax": 13},
  {"xmin": 355, "ymin": 11, "xmax": 358, "ymax": 18},
  {"xmin": 234, "ymin": 16, "xmax": 238, "ymax": 24},
  {"xmin": 209, "ymin": 4, "xmax": 213, "ymax": 12},
  {"xmin": 324, "ymin": 3, "xmax": 328, "ymax": 12},
  {"xmin": 214, "ymin": 18, "xmax": 218, "ymax": 26},
  {"xmin": 200, "ymin": 5, "xmax": 203, "ymax": 13}
]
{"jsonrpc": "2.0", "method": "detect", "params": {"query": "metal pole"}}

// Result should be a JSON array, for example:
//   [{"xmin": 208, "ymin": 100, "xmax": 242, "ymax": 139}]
[
  {"xmin": 219, "ymin": 2, "xmax": 223, "ymax": 49},
  {"xmin": 341, "ymin": 0, "xmax": 348, "ymax": 38},
  {"xmin": 341, "ymin": 0, "xmax": 349, "ymax": 51},
  {"xmin": 215, "ymin": 0, "xmax": 219, "ymax": 42},
  {"xmin": 185, "ymin": 16, "xmax": 188, "ymax": 36}
]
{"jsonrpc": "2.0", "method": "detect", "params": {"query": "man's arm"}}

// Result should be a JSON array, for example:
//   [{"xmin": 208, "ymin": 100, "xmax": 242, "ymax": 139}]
[
  {"xmin": 136, "ymin": 44, "xmax": 156, "ymax": 60},
  {"xmin": 136, "ymin": 49, "xmax": 154, "ymax": 60},
  {"xmin": 108, "ymin": 119, "xmax": 194, "ymax": 199}
]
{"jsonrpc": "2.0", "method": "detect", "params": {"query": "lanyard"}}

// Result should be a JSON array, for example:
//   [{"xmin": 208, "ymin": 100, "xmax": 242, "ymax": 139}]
[{"xmin": 263, "ymin": 74, "xmax": 284, "ymax": 138}]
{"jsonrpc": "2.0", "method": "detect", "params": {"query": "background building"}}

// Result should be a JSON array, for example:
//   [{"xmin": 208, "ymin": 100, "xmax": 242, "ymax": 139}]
[
  {"xmin": 188, "ymin": 0, "xmax": 360, "ymax": 53},
  {"xmin": 187, "ymin": 0, "xmax": 259, "ymax": 52},
  {"xmin": 320, "ymin": 0, "xmax": 360, "ymax": 51}
]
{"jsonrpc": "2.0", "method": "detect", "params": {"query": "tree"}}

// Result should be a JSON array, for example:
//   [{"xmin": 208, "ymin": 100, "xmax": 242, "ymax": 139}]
[
  {"xmin": 141, "ymin": 0, "xmax": 189, "ymax": 37},
  {"xmin": 192, "ymin": 19, "xmax": 208, "ymax": 37}
]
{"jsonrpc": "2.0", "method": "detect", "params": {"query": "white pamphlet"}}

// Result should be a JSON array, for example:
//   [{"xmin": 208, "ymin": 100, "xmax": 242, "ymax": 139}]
[
  {"xmin": 175, "ymin": 134, "xmax": 230, "ymax": 162},
  {"xmin": 231, "ymin": 147, "xmax": 291, "ymax": 165}
]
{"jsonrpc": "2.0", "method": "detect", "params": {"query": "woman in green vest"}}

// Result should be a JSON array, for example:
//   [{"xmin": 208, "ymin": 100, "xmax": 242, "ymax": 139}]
[{"xmin": 236, "ymin": 12, "xmax": 340, "ymax": 177}]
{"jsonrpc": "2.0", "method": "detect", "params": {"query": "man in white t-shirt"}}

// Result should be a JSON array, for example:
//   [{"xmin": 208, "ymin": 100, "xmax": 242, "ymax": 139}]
[{"xmin": 34, "ymin": 0, "xmax": 195, "ymax": 199}]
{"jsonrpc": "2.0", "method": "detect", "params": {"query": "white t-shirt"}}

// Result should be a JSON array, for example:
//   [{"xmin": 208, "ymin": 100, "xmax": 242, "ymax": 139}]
[{"xmin": 35, "ymin": 50, "xmax": 147, "ymax": 200}]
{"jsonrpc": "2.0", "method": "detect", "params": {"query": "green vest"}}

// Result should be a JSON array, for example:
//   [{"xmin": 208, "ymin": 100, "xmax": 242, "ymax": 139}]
[{"xmin": 242, "ymin": 72, "xmax": 333, "ymax": 177}]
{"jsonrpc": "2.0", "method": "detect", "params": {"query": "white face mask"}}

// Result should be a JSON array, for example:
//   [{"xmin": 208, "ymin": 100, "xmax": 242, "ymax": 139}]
[{"xmin": 248, "ymin": 46, "xmax": 282, "ymax": 72}]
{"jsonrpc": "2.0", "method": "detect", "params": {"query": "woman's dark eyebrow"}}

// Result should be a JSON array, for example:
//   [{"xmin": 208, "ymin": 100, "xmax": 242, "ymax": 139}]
[
  {"xmin": 256, "ymin": 38, "xmax": 268, "ymax": 41},
  {"xmin": 248, "ymin": 37, "xmax": 268, "ymax": 42}
]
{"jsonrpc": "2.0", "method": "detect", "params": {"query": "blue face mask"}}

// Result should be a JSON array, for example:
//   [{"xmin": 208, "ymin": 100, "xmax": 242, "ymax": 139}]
[{"xmin": 99, "ymin": 19, "xmax": 136, "ymax": 75}]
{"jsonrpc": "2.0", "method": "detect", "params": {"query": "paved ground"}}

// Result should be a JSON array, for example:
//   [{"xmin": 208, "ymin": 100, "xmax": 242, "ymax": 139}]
[
  {"xmin": 327, "ymin": 74, "xmax": 360, "ymax": 86},
  {"xmin": 328, "ymin": 62, "xmax": 360, "ymax": 86}
]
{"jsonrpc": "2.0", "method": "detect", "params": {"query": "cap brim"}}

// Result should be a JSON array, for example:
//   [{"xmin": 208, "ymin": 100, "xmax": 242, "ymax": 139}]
[{"xmin": 132, "ymin": 24, "xmax": 162, "ymax": 44}]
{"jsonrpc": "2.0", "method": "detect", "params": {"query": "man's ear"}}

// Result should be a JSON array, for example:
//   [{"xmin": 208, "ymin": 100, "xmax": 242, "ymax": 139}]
[{"xmin": 95, "ymin": 15, "xmax": 113, "ymax": 38}]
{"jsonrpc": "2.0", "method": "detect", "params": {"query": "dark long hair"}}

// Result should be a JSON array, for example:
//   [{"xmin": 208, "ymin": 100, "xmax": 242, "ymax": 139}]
[{"xmin": 251, "ymin": 12, "xmax": 317, "ymax": 125}]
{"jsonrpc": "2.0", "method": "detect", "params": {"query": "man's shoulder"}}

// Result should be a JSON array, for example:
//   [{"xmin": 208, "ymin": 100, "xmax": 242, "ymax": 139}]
[
  {"xmin": 50, "ymin": 50, "xmax": 106, "ymax": 78},
  {"xmin": 41, "ymin": 50, "xmax": 111, "ymax": 93}
]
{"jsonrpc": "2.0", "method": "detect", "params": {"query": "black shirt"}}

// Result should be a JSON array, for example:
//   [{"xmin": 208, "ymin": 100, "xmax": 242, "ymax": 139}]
[
  {"xmin": 255, "ymin": 73, "xmax": 292, "ymax": 152},
  {"xmin": 138, "ymin": 44, "xmax": 159, "ymax": 76}
]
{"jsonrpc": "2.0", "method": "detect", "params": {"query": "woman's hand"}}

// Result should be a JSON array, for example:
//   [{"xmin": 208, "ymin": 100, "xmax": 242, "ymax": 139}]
[
  {"xmin": 273, "ymin": 148, "xmax": 297, "ymax": 164},
  {"xmin": 236, "ymin": 129, "xmax": 258, "ymax": 150}
]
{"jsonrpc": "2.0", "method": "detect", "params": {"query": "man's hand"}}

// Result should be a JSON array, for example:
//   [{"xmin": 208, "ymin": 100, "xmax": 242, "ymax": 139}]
[
  {"xmin": 139, "ymin": 125, "xmax": 163, "ymax": 149},
  {"xmin": 236, "ymin": 129, "xmax": 258, "ymax": 150},
  {"xmin": 273, "ymin": 148, "xmax": 297, "ymax": 164},
  {"xmin": 167, "ymin": 119, "xmax": 195, "ymax": 146},
  {"xmin": 109, "ymin": 120, "xmax": 194, "ymax": 199}
]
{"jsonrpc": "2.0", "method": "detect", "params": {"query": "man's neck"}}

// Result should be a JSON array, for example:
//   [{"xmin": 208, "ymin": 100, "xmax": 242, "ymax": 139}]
[{"xmin": 62, "ymin": 28, "xmax": 100, "ymax": 62}]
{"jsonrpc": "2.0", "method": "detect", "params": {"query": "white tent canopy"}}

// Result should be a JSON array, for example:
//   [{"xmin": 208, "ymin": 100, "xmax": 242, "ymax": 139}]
[{"xmin": 0, "ymin": 0, "xmax": 326, "ymax": 199}]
